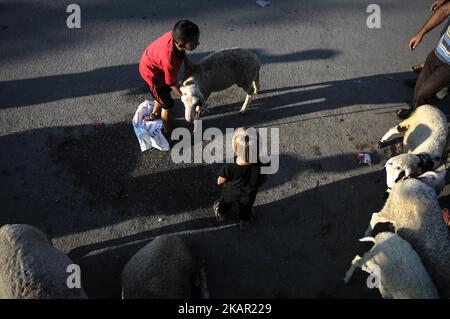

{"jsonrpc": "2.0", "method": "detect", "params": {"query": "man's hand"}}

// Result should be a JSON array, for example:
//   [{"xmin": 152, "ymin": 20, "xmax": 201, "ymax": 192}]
[
  {"xmin": 431, "ymin": 0, "xmax": 446, "ymax": 12},
  {"xmin": 409, "ymin": 33, "xmax": 424, "ymax": 50},
  {"xmin": 170, "ymin": 83, "xmax": 183, "ymax": 97},
  {"xmin": 217, "ymin": 176, "xmax": 227, "ymax": 185}
]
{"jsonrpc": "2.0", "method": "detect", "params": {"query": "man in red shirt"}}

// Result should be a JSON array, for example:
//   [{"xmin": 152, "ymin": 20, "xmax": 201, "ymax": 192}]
[{"xmin": 139, "ymin": 20, "xmax": 199, "ymax": 134}]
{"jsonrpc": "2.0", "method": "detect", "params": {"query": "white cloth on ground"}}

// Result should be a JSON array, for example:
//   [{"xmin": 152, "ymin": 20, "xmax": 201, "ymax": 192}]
[{"xmin": 132, "ymin": 100, "xmax": 170, "ymax": 152}]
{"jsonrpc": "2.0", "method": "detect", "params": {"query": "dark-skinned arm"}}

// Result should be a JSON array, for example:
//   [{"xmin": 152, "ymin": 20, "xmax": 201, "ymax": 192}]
[{"xmin": 410, "ymin": 2, "xmax": 450, "ymax": 50}]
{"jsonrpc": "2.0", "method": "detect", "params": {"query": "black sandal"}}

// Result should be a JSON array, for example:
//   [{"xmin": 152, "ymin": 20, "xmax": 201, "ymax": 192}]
[
  {"xmin": 149, "ymin": 112, "xmax": 160, "ymax": 121},
  {"xmin": 396, "ymin": 108, "xmax": 412, "ymax": 119}
]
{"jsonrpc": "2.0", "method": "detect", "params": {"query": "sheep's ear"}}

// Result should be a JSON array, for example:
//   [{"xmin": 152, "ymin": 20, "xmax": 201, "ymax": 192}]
[
  {"xmin": 395, "ymin": 170, "xmax": 406, "ymax": 183},
  {"xmin": 180, "ymin": 86, "xmax": 189, "ymax": 95},
  {"xmin": 384, "ymin": 161, "xmax": 393, "ymax": 168},
  {"xmin": 405, "ymin": 167, "xmax": 413, "ymax": 176}
]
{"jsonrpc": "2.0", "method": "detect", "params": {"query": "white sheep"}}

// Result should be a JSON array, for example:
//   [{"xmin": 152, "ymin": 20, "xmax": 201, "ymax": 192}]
[
  {"xmin": 365, "ymin": 179, "xmax": 450, "ymax": 298},
  {"xmin": 121, "ymin": 235, "xmax": 198, "ymax": 299},
  {"xmin": 0, "ymin": 224, "xmax": 87, "ymax": 299},
  {"xmin": 344, "ymin": 232, "xmax": 439, "ymax": 299},
  {"xmin": 377, "ymin": 104, "xmax": 448, "ymax": 189},
  {"xmin": 180, "ymin": 48, "xmax": 261, "ymax": 122}
]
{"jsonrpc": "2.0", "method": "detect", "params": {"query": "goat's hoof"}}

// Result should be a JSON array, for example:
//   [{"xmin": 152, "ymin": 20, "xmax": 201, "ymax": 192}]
[
  {"xmin": 239, "ymin": 110, "xmax": 247, "ymax": 114},
  {"xmin": 377, "ymin": 141, "xmax": 386, "ymax": 149}
]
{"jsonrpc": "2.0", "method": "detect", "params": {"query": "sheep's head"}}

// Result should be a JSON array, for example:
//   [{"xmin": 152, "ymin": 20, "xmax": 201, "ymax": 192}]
[
  {"xmin": 385, "ymin": 154, "xmax": 421, "ymax": 189},
  {"xmin": 180, "ymin": 85, "xmax": 206, "ymax": 122},
  {"xmin": 417, "ymin": 165, "xmax": 447, "ymax": 195}
]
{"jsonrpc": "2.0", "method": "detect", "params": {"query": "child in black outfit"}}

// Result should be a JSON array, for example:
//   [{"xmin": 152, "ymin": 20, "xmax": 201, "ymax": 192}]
[{"xmin": 214, "ymin": 127, "xmax": 266, "ymax": 230}]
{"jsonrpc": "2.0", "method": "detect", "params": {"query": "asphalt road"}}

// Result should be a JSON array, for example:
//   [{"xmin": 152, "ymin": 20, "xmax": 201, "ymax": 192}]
[{"xmin": 1, "ymin": 0, "xmax": 449, "ymax": 298}]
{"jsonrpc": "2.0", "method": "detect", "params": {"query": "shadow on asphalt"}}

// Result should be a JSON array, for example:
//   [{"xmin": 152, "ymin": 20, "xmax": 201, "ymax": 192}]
[
  {"xmin": 1, "ymin": 118, "xmax": 388, "ymax": 239},
  {"xmin": 0, "ymin": 0, "xmax": 388, "ymax": 64},
  {"xmin": 0, "ymin": 48, "xmax": 339, "ymax": 109},
  {"xmin": 198, "ymin": 71, "xmax": 422, "ymax": 130},
  {"xmin": 1, "ymin": 122, "xmax": 306, "ymax": 237},
  {"xmin": 70, "ymin": 170, "xmax": 386, "ymax": 299}
]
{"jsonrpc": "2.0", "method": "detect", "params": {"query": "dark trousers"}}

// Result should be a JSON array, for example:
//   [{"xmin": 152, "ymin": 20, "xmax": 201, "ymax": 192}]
[
  {"xmin": 217, "ymin": 192, "xmax": 256, "ymax": 221},
  {"xmin": 413, "ymin": 51, "xmax": 450, "ymax": 108}
]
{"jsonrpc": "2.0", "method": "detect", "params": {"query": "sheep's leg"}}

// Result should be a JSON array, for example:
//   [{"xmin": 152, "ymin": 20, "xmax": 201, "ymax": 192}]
[
  {"xmin": 344, "ymin": 255, "xmax": 363, "ymax": 284},
  {"xmin": 240, "ymin": 94, "xmax": 252, "ymax": 113},
  {"xmin": 252, "ymin": 73, "xmax": 260, "ymax": 94},
  {"xmin": 240, "ymin": 82, "xmax": 253, "ymax": 113},
  {"xmin": 252, "ymin": 81, "xmax": 259, "ymax": 95},
  {"xmin": 378, "ymin": 124, "xmax": 408, "ymax": 148}
]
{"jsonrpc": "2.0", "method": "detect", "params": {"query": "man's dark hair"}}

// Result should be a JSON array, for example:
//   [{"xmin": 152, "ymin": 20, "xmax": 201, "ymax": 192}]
[{"xmin": 172, "ymin": 20, "xmax": 199, "ymax": 44}]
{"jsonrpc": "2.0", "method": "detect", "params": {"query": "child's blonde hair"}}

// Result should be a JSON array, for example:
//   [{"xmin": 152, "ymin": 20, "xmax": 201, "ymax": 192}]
[{"xmin": 232, "ymin": 127, "xmax": 258, "ymax": 164}]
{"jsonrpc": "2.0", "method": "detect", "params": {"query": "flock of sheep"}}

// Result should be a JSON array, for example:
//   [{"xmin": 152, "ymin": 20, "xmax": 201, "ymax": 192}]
[
  {"xmin": 179, "ymin": 49, "xmax": 450, "ymax": 299},
  {"xmin": 0, "ymin": 48, "xmax": 449, "ymax": 299},
  {"xmin": 344, "ymin": 104, "xmax": 450, "ymax": 299}
]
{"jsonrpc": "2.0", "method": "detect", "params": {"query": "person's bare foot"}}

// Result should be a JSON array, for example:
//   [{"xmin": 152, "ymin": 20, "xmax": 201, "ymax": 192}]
[{"xmin": 410, "ymin": 64, "xmax": 424, "ymax": 73}]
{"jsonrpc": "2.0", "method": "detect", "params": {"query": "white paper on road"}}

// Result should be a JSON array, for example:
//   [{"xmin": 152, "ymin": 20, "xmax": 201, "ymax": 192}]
[
  {"xmin": 256, "ymin": 0, "xmax": 271, "ymax": 7},
  {"xmin": 132, "ymin": 100, "xmax": 170, "ymax": 152}
]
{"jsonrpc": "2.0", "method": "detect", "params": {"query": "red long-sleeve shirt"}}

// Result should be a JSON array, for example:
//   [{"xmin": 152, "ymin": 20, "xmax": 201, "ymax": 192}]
[{"xmin": 139, "ymin": 31, "xmax": 184, "ymax": 88}]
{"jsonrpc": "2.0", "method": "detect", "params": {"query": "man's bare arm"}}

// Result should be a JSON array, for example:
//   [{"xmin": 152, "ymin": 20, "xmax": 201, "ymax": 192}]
[
  {"xmin": 410, "ymin": 3, "xmax": 450, "ymax": 49},
  {"xmin": 170, "ymin": 83, "xmax": 183, "ymax": 97}
]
